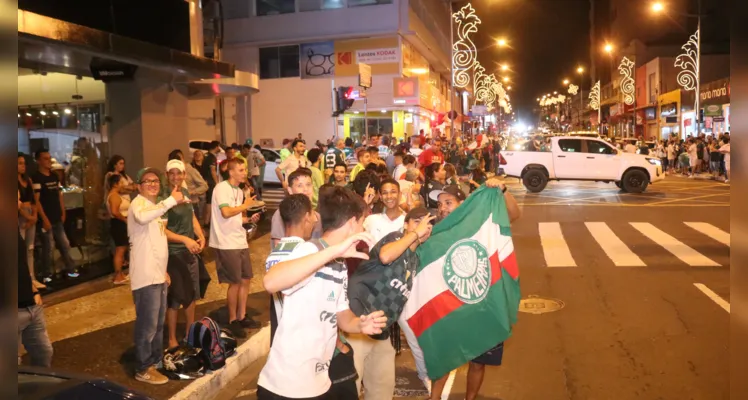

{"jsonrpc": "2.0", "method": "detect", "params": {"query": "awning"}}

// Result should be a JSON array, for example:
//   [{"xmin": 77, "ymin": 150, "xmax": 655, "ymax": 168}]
[{"xmin": 18, "ymin": 10, "xmax": 234, "ymax": 80}]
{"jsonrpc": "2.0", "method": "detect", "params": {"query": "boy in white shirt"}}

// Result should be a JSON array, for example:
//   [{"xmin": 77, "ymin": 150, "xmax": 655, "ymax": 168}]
[
  {"xmin": 259, "ymin": 186, "xmax": 387, "ymax": 399},
  {"xmin": 128, "ymin": 168, "xmax": 189, "ymax": 385},
  {"xmin": 210, "ymin": 160, "xmax": 262, "ymax": 339}
]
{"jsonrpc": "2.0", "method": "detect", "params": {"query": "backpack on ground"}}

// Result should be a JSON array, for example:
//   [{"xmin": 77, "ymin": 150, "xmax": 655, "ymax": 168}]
[{"xmin": 186, "ymin": 317, "xmax": 227, "ymax": 371}]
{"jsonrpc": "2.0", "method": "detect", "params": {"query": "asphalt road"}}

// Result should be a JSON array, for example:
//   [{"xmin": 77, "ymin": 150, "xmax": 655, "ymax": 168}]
[{"xmin": 221, "ymin": 177, "xmax": 730, "ymax": 400}]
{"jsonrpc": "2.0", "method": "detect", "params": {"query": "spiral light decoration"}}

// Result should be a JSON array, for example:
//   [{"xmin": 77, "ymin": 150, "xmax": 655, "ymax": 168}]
[
  {"xmin": 674, "ymin": 30, "xmax": 699, "ymax": 91},
  {"xmin": 618, "ymin": 57, "xmax": 635, "ymax": 105},
  {"xmin": 452, "ymin": 4, "xmax": 481, "ymax": 89},
  {"xmin": 567, "ymin": 84, "xmax": 579, "ymax": 95},
  {"xmin": 588, "ymin": 81, "xmax": 600, "ymax": 111}
]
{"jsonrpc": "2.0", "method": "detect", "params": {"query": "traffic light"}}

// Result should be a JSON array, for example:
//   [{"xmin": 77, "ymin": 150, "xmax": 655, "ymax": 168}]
[{"xmin": 333, "ymin": 86, "xmax": 355, "ymax": 116}]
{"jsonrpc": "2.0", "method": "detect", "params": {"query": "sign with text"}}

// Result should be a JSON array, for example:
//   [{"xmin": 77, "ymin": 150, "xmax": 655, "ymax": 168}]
[
  {"xmin": 393, "ymin": 77, "xmax": 419, "ymax": 105},
  {"xmin": 356, "ymin": 48, "xmax": 400, "ymax": 64},
  {"xmin": 359, "ymin": 63, "xmax": 372, "ymax": 88}
]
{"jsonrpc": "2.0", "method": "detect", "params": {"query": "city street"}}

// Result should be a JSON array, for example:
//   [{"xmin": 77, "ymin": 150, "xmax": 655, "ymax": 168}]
[{"xmin": 214, "ymin": 177, "xmax": 730, "ymax": 400}]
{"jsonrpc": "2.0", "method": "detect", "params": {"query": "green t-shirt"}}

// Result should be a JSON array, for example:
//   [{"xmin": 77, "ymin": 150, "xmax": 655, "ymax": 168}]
[
  {"xmin": 166, "ymin": 188, "xmax": 196, "ymax": 254},
  {"xmin": 279, "ymin": 148, "xmax": 291, "ymax": 162},
  {"xmin": 325, "ymin": 148, "xmax": 346, "ymax": 169},
  {"xmin": 310, "ymin": 166, "xmax": 324, "ymax": 209}
]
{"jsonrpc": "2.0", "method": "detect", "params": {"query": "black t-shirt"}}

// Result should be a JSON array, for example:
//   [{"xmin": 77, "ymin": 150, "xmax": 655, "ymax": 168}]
[
  {"xmin": 348, "ymin": 231, "xmax": 419, "ymax": 340},
  {"xmin": 32, "ymin": 171, "xmax": 62, "ymax": 224},
  {"xmin": 19, "ymin": 230, "xmax": 35, "ymax": 308},
  {"xmin": 202, "ymin": 153, "xmax": 217, "ymax": 187},
  {"xmin": 18, "ymin": 178, "xmax": 35, "ymax": 204}
]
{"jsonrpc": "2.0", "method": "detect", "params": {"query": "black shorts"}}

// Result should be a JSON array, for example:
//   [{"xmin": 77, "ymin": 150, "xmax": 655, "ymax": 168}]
[
  {"xmin": 471, "ymin": 342, "xmax": 504, "ymax": 366},
  {"xmin": 206, "ymin": 185, "xmax": 215, "ymax": 204},
  {"xmin": 215, "ymin": 248, "xmax": 252, "ymax": 284},
  {"xmin": 110, "ymin": 218, "xmax": 129, "ymax": 247}
]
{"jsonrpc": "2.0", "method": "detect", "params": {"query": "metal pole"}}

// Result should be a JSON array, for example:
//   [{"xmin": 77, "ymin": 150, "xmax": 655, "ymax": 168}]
[
  {"xmin": 364, "ymin": 90, "xmax": 369, "ymax": 140},
  {"xmin": 580, "ymin": 77, "xmax": 583, "ymax": 129},
  {"xmin": 695, "ymin": 0, "xmax": 701, "ymax": 137},
  {"xmin": 449, "ymin": 1, "xmax": 455, "ymax": 140}
]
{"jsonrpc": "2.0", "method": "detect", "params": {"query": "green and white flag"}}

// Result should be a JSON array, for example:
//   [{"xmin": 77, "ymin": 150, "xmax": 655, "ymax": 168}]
[{"xmin": 401, "ymin": 186, "xmax": 521, "ymax": 379}]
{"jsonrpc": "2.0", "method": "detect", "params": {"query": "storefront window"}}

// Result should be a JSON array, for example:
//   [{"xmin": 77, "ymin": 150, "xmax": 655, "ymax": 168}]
[
  {"xmin": 18, "ymin": 102, "xmax": 110, "ymax": 284},
  {"xmin": 259, "ymin": 45, "xmax": 300, "ymax": 79},
  {"xmin": 256, "ymin": 0, "xmax": 296, "ymax": 16},
  {"xmin": 299, "ymin": 0, "xmax": 345, "ymax": 11},
  {"xmin": 348, "ymin": 0, "xmax": 392, "ymax": 6},
  {"xmin": 349, "ymin": 117, "xmax": 393, "ymax": 142}
]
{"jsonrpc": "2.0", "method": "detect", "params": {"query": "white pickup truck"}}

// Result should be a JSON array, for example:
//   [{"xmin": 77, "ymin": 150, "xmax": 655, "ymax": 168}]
[{"xmin": 502, "ymin": 136, "xmax": 664, "ymax": 193}]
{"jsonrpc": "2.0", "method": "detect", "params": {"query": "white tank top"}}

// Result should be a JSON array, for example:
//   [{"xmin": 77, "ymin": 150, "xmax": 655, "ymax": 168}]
[{"xmin": 107, "ymin": 192, "xmax": 131, "ymax": 218}]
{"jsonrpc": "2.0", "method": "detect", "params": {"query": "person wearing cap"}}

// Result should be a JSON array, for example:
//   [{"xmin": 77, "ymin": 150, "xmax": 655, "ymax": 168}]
[
  {"xmin": 163, "ymin": 160, "xmax": 206, "ymax": 349},
  {"xmin": 210, "ymin": 159, "xmax": 262, "ymax": 338},
  {"xmin": 128, "ymin": 167, "xmax": 189, "ymax": 385},
  {"xmin": 347, "ymin": 207, "xmax": 434, "ymax": 400},
  {"xmin": 426, "ymin": 177, "xmax": 521, "ymax": 400},
  {"xmin": 32, "ymin": 149, "xmax": 79, "ymax": 282}
]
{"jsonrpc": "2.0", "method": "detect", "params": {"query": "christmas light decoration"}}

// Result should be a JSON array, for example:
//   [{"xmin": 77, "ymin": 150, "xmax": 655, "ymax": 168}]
[
  {"xmin": 588, "ymin": 81, "xmax": 600, "ymax": 110},
  {"xmin": 452, "ymin": 4, "xmax": 481, "ymax": 89},
  {"xmin": 675, "ymin": 30, "xmax": 699, "ymax": 91},
  {"xmin": 618, "ymin": 56, "xmax": 635, "ymax": 105},
  {"xmin": 567, "ymin": 84, "xmax": 579, "ymax": 95}
]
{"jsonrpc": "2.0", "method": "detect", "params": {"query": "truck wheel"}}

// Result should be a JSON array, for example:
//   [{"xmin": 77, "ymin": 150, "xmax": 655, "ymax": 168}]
[
  {"xmin": 622, "ymin": 170, "xmax": 649, "ymax": 193},
  {"xmin": 523, "ymin": 170, "xmax": 548, "ymax": 193},
  {"xmin": 615, "ymin": 181, "xmax": 622, "ymax": 189}
]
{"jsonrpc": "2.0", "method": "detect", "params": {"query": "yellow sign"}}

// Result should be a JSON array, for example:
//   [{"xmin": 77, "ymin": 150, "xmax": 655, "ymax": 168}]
[{"xmin": 335, "ymin": 37, "xmax": 400, "ymax": 77}]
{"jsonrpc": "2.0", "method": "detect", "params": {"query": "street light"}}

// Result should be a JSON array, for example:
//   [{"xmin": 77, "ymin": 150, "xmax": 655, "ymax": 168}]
[
  {"xmin": 577, "ymin": 66, "xmax": 584, "ymax": 74},
  {"xmin": 553, "ymin": 91, "xmax": 558, "ymax": 95},
  {"xmin": 652, "ymin": 1, "xmax": 664, "ymax": 12},
  {"xmin": 563, "ymin": 79, "xmax": 570, "ymax": 85},
  {"xmin": 497, "ymin": 38, "xmax": 507, "ymax": 47},
  {"xmin": 604, "ymin": 43, "xmax": 614, "ymax": 53},
  {"xmin": 503, "ymin": 76, "xmax": 510, "ymax": 83},
  {"xmin": 507, "ymin": 86, "xmax": 512, "ymax": 90},
  {"xmin": 501, "ymin": 64, "xmax": 509, "ymax": 71}
]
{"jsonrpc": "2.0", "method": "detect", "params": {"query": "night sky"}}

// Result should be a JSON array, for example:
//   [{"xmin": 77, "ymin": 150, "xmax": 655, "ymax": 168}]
[{"xmin": 458, "ymin": 0, "xmax": 592, "ymax": 126}]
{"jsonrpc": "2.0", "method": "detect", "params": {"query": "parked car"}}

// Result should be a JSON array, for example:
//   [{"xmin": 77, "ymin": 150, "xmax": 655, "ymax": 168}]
[
  {"xmin": 502, "ymin": 136, "xmax": 664, "ymax": 193},
  {"xmin": 188, "ymin": 140, "xmax": 226, "ymax": 162},
  {"xmin": 260, "ymin": 148, "xmax": 282, "ymax": 185},
  {"xmin": 19, "ymin": 366, "xmax": 154, "ymax": 400}
]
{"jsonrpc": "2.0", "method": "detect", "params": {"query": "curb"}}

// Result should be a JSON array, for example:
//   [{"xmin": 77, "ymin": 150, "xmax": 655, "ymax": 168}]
[{"xmin": 169, "ymin": 326, "xmax": 270, "ymax": 400}]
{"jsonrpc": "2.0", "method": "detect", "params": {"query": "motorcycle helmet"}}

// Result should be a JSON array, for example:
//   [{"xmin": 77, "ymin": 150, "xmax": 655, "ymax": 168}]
[{"xmin": 161, "ymin": 345, "xmax": 205, "ymax": 380}]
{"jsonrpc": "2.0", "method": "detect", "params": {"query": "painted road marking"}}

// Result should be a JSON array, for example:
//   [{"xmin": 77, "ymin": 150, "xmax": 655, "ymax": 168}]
[
  {"xmin": 694, "ymin": 283, "xmax": 730, "ymax": 313},
  {"xmin": 630, "ymin": 223, "xmax": 720, "ymax": 267},
  {"xmin": 441, "ymin": 370, "xmax": 456, "ymax": 400},
  {"xmin": 585, "ymin": 222, "xmax": 646, "ymax": 267},
  {"xmin": 684, "ymin": 222, "xmax": 730, "ymax": 246},
  {"xmin": 539, "ymin": 222, "xmax": 576, "ymax": 267}
]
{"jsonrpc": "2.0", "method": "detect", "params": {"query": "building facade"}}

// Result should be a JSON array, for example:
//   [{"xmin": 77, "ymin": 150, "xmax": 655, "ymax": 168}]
[{"xmin": 222, "ymin": 0, "xmax": 455, "ymax": 146}]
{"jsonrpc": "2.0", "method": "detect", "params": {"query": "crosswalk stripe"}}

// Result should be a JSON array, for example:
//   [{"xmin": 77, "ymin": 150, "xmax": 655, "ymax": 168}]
[
  {"xmin": 538, "ymin": 222, "xmax": 576, "ymax": 267},
  {"xmin": 684, "ymin": 222, "xmax": 730, "ymax": 246},
  {"xmin": 585, "ymin": 222, "xmax": 646, "ymax": 267},
  {"xmin": 630, "ymin": 223, "xmax": 720, "ymax": 267}
]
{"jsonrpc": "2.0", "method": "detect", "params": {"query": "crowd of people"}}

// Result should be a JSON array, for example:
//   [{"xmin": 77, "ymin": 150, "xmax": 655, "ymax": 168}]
[{"xmin": 18, "ymin": 130, "xmax": 521, "ymax": 397}]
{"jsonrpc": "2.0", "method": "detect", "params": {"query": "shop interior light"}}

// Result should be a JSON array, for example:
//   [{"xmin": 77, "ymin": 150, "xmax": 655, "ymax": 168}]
[
  {"xmin": 52, "ymin": 110, "xmax": 59, "ymax": 115},
  {"xmin": 39, "ymin": 110, "xmax": 47, "ymax": 116},
  {"xmin": 25, "ymin": 112, "xmax": 32, "ymax": 117},
  {"xmin": 64, "ymin": 108, "xmax": 72, "ymax": 114},
  {"xmin": 410, "ymin": 68, "xmax": 429, "ymax": 75},
  {"xmin": 381, "ymin": 109, "xmax": 387, "ymax": 113}
]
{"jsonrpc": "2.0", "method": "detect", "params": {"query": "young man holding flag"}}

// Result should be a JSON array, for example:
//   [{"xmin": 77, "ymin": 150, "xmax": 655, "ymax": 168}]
[{"xmin": 402, "ymin": 179, "xmax": 520, "ymax": 400}]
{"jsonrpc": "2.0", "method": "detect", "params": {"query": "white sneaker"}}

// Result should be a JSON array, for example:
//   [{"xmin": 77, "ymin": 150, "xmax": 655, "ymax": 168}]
[{"xmin": 724, "ymin": 179, "xmax": 729, "ymax": 184}]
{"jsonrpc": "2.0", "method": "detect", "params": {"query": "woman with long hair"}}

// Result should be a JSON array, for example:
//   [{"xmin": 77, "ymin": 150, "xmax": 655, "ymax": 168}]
[
  {"xmin": 467, "ymin": 159, "xmax": 487, "ymax": 192},
  {"xmin": 421, "ymin": 163, "xmax": 447, "ymax": 209},
  {"xmin": 443, "ymin": 163, "xmax": 459, "ymax": 186},
  {"xmin": 106, "ymin": 174, "xmax": 131, "ymax": 285},
  {"xmin": 18, "ymin": 153, "xmax": 45, "ymax": 289},
  {"xmin": 104, "ymin": 155, "xmax": 135, "ymax": 194}
]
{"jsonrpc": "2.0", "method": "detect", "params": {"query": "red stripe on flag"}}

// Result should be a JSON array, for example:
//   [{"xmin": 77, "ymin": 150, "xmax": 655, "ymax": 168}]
[
  {"xmin": 408, "ymin": 250, "xmax": 503, "ymax": 337},
  {"xmin": 500, "ymin": 251, "xmax": 519, "ymax": 280}
]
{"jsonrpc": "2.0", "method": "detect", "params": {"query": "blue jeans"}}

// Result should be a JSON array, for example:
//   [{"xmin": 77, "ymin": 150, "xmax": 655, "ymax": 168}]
[
  {"xmin": 18, "ymin": 305, "xmax": 53, "ymax": 367},
  {"xmin": 19, "ymin": 217, "xmax": 36, "ymax": 279},
  {"xmin": 132, "ymin": 283, "xmax": 167, "ymax": 373},
  {"xmin": 39, "ymin": 221, "xmax": 76, "ymax": 276}
]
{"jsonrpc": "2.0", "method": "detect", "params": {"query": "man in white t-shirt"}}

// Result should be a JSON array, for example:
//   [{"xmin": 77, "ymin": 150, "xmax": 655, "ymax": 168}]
[
  {"xmin": 269, "ymin": 169, "xmax": 322, "ymax": 250},
  {"xmin": 259, "ymin": 186, "xmax": 387, "ymax": 399},
  {"xmin": 276, "ymin": 139, "xmax": 311, "ymax": 192},
  {"xmin": 210, "ymin": 159, "xmax": 262, "ymax": 338}
]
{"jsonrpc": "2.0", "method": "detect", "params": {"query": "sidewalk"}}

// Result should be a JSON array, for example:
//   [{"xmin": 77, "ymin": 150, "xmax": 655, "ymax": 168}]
[{"xmin": 21, "ymin": 230, "xmax": 275, "ymax": 400}]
